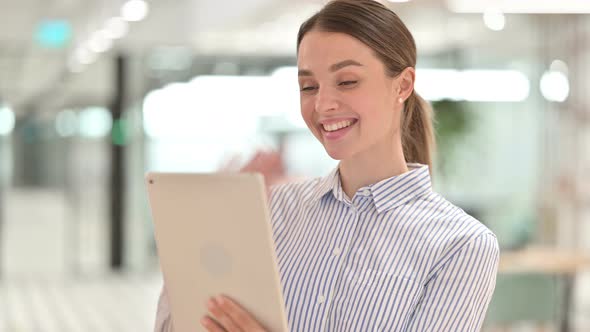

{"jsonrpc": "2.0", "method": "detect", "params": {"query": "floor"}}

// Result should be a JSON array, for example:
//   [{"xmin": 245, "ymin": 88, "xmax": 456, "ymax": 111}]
[{"xmin": 0, "ymin": 274, "xmax": 162, "ymax": 332}]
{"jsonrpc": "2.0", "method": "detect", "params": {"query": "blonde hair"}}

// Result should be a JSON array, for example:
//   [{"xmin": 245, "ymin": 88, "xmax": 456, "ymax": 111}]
[{"xmin": 297, "ymin": 0, "xmax": 436, "ymax": 169}]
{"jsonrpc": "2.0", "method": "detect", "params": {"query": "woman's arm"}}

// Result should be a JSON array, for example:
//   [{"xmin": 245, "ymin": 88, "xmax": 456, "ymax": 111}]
[
  {"xmin": 406, "ymin": 233, "xmax": 500, "ymax": 332},
  {"xmin": 154, "ymin": 284, "xmax": 174, "ymax": 332}
]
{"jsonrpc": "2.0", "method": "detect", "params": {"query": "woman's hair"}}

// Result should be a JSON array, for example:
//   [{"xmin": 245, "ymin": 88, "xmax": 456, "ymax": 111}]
[{"xmin": 297, "ymin": 0, "xmax": 435, "ymax": 169}]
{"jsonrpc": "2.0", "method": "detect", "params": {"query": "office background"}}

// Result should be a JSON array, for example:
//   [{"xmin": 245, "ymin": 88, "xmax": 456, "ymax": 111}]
[{"xmin": 0, "ymin": 0, "xmax": 589, "ymax": 331}]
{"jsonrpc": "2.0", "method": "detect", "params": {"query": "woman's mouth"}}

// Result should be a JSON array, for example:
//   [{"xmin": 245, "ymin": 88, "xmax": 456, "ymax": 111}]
[
  {"xmin": 322, "ymin": 119, "xmax": 356, "ymax": 132},
  {"xmin": 320, "ymin": 119, "xmax": 358, "ymax": 140}
]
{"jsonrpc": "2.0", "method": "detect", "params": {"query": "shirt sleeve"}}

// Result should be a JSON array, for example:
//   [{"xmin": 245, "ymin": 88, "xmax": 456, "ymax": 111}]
[
  {"xmin": 405, "ymin": 232, "xmax": 500, "ymax": 332},
  {"xmin": 154, "ymin": 284, "xmax": 174, "ymax": 332}
]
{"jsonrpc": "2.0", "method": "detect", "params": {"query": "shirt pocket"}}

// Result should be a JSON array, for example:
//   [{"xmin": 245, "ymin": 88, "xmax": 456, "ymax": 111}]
[{"xmin": 331, "ymin": 268, "xmax": 422, "ymax": 331}]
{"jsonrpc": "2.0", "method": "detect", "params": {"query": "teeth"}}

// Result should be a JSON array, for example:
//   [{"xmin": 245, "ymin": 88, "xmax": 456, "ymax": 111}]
[{"xmin": 323, "ymin": 120, "xmax": 354, "ymax": 132}]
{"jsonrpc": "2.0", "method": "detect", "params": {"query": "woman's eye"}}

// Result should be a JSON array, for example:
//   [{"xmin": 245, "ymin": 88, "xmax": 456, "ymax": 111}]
[
  {"xmin": 339, "ymin": 80, "xmax": 358, "ymax": 86},
  {"xmin": 301, "ymin": 86, "xmax": 318, "ymax": 92}
]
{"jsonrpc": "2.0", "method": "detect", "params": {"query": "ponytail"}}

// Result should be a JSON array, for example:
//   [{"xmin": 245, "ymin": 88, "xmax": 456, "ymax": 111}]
[{"xmin": 401, "ymin": 91, "xmax": 435, "ymax": 171}]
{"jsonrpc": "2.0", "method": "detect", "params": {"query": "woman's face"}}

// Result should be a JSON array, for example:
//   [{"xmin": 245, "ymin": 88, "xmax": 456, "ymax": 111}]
[{"xmin": 297, "ymin": 30, "xmax": 402, "ymax": 161}]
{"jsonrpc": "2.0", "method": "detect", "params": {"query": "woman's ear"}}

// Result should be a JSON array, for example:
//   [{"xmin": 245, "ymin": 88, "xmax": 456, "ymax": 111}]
[{"xmin": 396, "ymin": 67, "xmax": 415, "ymax": 103}]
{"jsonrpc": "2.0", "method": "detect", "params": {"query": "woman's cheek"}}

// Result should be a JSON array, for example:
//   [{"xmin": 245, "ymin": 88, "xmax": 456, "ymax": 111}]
[
  {"xmin": 300, "ymin": 105, "xmax": 316, "ymax": 133},
  {"xmin": 300, "ymin": 98, "xmax": 314, "ymax": 118}
]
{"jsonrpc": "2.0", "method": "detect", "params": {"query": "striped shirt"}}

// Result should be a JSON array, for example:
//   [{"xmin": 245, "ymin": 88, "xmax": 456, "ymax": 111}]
[
  {"xmin": 154, "ymin": 163, "xmax": 499, "ymax": 332},
  {"xmin": 269, "ymin": 163, "xmax": 498, "ymax": 331}
]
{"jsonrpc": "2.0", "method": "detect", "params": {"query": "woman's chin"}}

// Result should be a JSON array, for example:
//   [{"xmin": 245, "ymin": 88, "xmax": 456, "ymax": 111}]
[{"xmin": 324, "ymin": 146, "xmax": 352, "ymax": 161}]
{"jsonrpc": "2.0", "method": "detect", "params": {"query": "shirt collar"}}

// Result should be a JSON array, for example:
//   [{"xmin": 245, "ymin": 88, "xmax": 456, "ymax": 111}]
[
  {"xmin": 309, "ymin": 163, "xmax": 432, "ymax": 213},
  {"xmin": 308, "ymin": 166, "xmax": 340, "ymax": 204}
]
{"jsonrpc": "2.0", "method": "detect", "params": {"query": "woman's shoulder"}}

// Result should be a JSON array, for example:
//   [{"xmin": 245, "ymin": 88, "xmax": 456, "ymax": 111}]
[
  {"xmin": 267, "ymin": 177, "xmax": 324, "ymax": 231},
  {"xmin": 269, "ymin": 176, "xmax": 322, "ymax": 205},
  {"xmin": 420, "ymin": 191, "xmax": 498, "ymax": 253},
  {"xmin": 413, "ymin": 192, "xmax": 499, "ymax": 279}
]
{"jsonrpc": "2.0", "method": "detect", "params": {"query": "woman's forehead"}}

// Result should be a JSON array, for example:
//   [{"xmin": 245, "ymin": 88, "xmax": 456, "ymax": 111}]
[{"xmin": 297, "ymin": 31, "xmax": 377, "ymax": 70}]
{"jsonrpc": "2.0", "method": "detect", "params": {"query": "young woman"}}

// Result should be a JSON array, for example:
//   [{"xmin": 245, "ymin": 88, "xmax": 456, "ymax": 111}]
[{"xmin": 155, "ymin": 0, "xmax": 499, "ymax": 331}]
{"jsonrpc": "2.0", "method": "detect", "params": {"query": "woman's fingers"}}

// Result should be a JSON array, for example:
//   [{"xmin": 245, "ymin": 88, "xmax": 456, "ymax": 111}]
[
  {"xmin": 215, "ymin": 295, "xmax": 266, "ymax": 331},
  {"xmin": 201, "ymin": 315, "xmax": 227, "ymax": 332},
  {"xmin": 205, "ymin": 297, "xmax": 243, "ymax": 332}
]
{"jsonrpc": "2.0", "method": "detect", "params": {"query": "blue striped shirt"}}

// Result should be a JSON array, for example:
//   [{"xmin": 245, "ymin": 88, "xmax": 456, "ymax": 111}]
[
  {"xmin": 154, "ymin": 163, "xmax": 499, "ymax": 332},
  {"xmin": 269, "ymin": 163, "xmax": 499, "ymax": 331}
]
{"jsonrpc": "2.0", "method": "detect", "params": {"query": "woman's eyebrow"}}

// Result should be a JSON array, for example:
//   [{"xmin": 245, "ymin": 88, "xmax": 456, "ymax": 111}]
[
  {"xmin": 330, "ymin": 59, "xmax": 363, "ymax": 72},
  {"xmin": 298, "ymin": 59, "xmax": 364, "ymax": 77}
]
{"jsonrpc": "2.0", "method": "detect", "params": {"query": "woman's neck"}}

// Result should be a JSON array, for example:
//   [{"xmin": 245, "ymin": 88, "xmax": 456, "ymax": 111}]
[{"xmin": 338, "ymin": 142, "xmax": 408, "ymax": 200}]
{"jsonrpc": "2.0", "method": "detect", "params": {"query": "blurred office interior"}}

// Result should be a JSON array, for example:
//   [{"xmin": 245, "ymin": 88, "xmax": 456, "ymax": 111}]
[{"xmin": 0, "ymin": 0, "xmax": 589, "ymax": 331}]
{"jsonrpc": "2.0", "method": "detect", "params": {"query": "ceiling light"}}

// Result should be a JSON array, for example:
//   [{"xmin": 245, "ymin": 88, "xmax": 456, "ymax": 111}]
[
  {"xmin": 75, "ymin": 46, "xmax": 97, "ymax": 65},
  {"xmin": 121, "ymin": 0, "xmax": 149, "ymax": 22},
  {"xmin": 415, "ymin": 69, "xmax": 530, "ymax": 102},
  {"xmin": 483, "ymin": 10, "xmax": 505, "ymax": 31},
  {"xmin": 105, "ymin": 17, "xmax": 129, "ymax": 39},
  {"xmin": 448, "ymin": 0, "xmax": 590, "ymax": 13},
  {"xmin": 88, "ymin": 31, "xmax": 113, "ymax": 53},
  {"xmin": 540, "ymin": 70, "xmax": 569, "ymax": 102},
  {"xmin": 79, "ymin": 107, "xmax": 112, "ymax": 138},
  {"xmin": 0, "ymin": 105, "xmax": 15, "ymax": 136}
]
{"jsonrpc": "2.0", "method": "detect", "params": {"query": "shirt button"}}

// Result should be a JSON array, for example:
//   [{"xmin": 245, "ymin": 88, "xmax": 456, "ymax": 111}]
[
  {"xmin": 333, "ymin": 247, "xmax": 342, "ymax": 256},
  {"xmin": 362, "ymin": 189, "xmax": 371, "ymax": 196},
  {"xmin": 318, "ymin": 295, "xmax": 326, "ymax": 304}
]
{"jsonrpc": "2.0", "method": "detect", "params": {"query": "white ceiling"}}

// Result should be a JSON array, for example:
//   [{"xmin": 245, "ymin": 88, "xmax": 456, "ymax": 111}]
[
  {"xmin": 0, "ymin": 0, "xmax": 580, "ymax": 115},
  {"xmin": 0, "ymin": 0, "xmax": 315, "ymax": 112}
]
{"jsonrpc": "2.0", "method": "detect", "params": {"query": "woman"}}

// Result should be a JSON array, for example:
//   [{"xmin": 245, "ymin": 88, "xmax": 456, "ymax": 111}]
[{"xmin": 155, "ymin": 0, "xmax": 499, "ymax": 331}]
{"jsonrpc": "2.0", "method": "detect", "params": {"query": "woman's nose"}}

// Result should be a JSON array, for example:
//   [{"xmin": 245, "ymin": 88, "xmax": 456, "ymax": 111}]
[{"xmin": 314, "ymin": 87, "xmax": 339, "ymax": 113}]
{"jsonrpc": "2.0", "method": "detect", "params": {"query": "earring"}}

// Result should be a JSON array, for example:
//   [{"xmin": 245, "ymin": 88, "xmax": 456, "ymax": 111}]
[{"xmin": 398, "ymin": 97, "xmax": 404, "ymax": 103}]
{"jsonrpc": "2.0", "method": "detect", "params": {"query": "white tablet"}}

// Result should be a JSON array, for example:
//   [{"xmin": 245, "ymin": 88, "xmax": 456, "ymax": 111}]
[{"xmin": 145, "ymin": 172, "xmax": 288, "ymax": 332}]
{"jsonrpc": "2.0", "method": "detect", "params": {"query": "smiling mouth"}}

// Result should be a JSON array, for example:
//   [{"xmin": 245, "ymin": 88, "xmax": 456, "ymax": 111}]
[{"xmin": 322, "ymin": 119, "xmax": 357, "ymax": 132}]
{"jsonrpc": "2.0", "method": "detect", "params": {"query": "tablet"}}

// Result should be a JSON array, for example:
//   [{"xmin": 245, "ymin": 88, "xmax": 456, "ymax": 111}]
[{"xmin": 145, "ymin": 172, "xmax": 289, "ymax": 332}]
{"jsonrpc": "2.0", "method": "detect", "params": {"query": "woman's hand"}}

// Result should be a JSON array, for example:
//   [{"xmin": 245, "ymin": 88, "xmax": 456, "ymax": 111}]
[
  {"xmin": 239, "ymin": 150, "xmax": 286, "ymax": 188},
  {"xmin": 220, "ymin": 150, "xmax": 288, "ymax": 190},
  {"xmin": 201, "ymin": 295, "xmax": 268, "ymax": 332}
]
